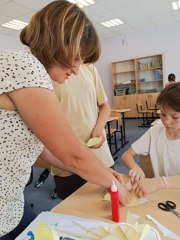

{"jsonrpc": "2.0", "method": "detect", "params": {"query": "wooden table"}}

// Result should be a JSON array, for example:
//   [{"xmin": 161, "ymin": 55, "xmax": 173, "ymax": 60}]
[
  {"xmin": 106, "ymin": 116, "xmax": 120, "ymax": 156},
  {"xmin": 112, "ymin": 109, "xmax": 131, "ymax": 147},
  {"xmin": 52, "ymin": 175, "xmax": 180, "ymax": 239}
]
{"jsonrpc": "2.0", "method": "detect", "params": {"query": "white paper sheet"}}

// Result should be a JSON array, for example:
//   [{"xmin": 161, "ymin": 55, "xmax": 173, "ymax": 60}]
[
  {"xmin": 15, "ymin": 211, "xmax": 161, "ymax": 240},
  {"xmin": 15, "ymin": 211, "xmax": 113, "ymax": 240}
]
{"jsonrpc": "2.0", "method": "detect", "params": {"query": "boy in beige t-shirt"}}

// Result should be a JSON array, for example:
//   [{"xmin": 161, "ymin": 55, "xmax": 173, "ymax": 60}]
[{"xmin": 51, "ymin": 64, "xmax": 114, "ymax": 199}]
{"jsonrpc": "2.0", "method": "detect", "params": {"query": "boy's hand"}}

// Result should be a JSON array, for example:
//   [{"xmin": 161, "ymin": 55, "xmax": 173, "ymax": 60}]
[{"xmin": 129, "ymin": 168, "xmax": 145, "ymax": 184}]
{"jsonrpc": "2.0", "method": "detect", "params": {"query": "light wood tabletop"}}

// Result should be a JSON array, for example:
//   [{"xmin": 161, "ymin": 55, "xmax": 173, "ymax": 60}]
[
  {"xmin": 113, "ymin": 108, "xmax": 131, "ymax": 113},
  {"xmin": 52, "ymin": 175, "xmax": 180, "ymax": 239}
]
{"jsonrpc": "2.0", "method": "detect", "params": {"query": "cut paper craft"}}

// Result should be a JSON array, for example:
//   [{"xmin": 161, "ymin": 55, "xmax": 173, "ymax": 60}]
[
  {"xmin": 100, "ymin": 223, "xmax": 161, "ymax": 240},
  {"xmin": 56, "ymin": 222, "xmax": 161, "ymax": 240},
  {"xmin": 109, "ymin": 224, "xmax": 127, "ymax": 239},
  {"xmin": 103, "ymin": 180, "xmax": 148, "ymax": 207},
  {"xmin": 127, "ymin": 191, "xmax": 144, "ymax": 206},
  {"xmin": 79, "ymin": 137, "xmax": 102, "ymax": 147},
  {"xmin": 103, "ymin": 191, "xmax": 147, "ymax": 207},
  {"xmin": 34, "ymin": 223, "xmax": 59, "ymax": 240},
  {"xmin": 103, "ymin": 236, "xmax": 120, "ymax": 240},
  {"xmin": 88, "ymin": 225, "xmax": 109, "ymax": 238},
  {"xmin": 126, "ymin": 211, "xmax": 139, "ymax": 225},
  {"xmin": 16, "ymin": 212, "xmax": 161, "ymax": 240}
]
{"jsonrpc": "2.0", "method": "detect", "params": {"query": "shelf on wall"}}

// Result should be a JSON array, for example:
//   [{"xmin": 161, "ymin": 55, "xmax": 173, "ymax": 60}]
[
  {"xmin": 111, "ymin": 53, "xmax": 164, "ymax": 97},
  {"xmin": 139, "ymin": 80, "xmax": 163, "ymax": 83},
  {"xmin": 136, "ymin": 67, "xmax": 162, "ymax": 72},
  {"xmin": 112, "ymin": 69, "xmax": 135, "ymax": 74}
]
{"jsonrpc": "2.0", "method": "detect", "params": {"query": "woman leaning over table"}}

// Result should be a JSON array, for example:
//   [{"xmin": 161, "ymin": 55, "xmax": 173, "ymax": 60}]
[
  {"xmin": 121, "ymin": 83, "xmax": 180, "ymax": 197},
  {"xmin": 0, "ymin": 1, "xmax": 130, "ymax": 239}
]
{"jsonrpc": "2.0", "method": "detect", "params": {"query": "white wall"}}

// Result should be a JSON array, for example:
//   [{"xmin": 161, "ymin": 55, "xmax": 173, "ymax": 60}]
[
  {"xmin": 1, "ymin": 22, "xmax": 180, "ymax": 106},
  {"xmin": 95, "ymin": 22, "xmax": 180, "ymax": 106}
]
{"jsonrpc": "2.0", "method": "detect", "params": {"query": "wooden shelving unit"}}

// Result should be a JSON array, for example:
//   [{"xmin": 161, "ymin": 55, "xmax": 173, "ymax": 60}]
[{"xmin": 111, "ymin": 54, "xmax": 165, "ymax": 118}]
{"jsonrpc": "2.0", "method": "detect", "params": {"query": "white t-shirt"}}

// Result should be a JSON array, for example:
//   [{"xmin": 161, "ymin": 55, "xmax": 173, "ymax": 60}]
[
  {"xmin": 0, "ymin": 46, "xmax": 53, "ymax": 236},
  {"xmin": 51, "ymin": 64, "xmax": 114, "ymax": 177},
  {"xmin": 132, "ymin": 124, "xmax": 180, "ymax": 177}
]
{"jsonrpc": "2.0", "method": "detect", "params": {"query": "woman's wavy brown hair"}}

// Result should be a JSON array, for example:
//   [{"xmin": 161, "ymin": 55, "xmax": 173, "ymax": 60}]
[
  {"xmin": 157, "ymin": 82, "xmax": 180, "ymax": 112},
  {"xmin": 20, "ymin": 0, "xmax": 100, "ymax": 68}
]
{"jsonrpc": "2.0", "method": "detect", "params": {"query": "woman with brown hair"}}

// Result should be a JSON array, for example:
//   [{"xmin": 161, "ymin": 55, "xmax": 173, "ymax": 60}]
[{"xmin": 0, "ymin": 1, "xmax": 130, "ymax": 239}]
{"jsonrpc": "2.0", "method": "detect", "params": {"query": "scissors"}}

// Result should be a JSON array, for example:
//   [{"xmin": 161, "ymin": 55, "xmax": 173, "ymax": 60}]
[{"xmin": 158, "ymin": 200, "xmax": 180, "ymax": 219}]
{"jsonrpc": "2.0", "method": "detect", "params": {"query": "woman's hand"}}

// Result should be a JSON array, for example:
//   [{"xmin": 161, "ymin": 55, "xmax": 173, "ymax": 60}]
[
  {"xmin": 106, "ymin": 169, "xmax": 131, "ymax": 206},
  {"xmin": 118, "ymin": 184, "xmax": 131, "ymax": 206},
  {"xmin": 129, "ymin": 168, "xmax": 145, "ymax": 184}
]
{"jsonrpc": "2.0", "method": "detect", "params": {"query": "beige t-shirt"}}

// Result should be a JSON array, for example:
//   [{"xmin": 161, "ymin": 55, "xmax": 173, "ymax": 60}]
[{"xmin": 51, "ymin": 64, "xmax": 114, "ymax": 177}]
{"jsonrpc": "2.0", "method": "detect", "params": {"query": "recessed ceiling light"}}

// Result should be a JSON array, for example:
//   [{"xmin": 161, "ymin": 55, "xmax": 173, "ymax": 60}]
[
  {"xmin": 2, "ymin": 19, "xmax": 28, "ymax": 30},
  {"xmin": 172, "ymin": 1, "xmax": 180, "ymax": 10},
  {"xmin": 67, "ymin": 0, "xmax": 95, "ymax": 8},
  {"xmin": 101, "ymin": 18, "xmax": 124, "ymax": 28}
]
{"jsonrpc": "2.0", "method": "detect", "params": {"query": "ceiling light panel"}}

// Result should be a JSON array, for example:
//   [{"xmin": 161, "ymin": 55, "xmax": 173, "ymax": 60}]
[
  {"xmin": 101, "ymin": 18, "xmax": 124, "ymax": 28},
  {"xmin": 67, "ymin": 0, "xmax": 95, "ymax": 8},
  {"xmin": 2, "ymin": 19, "xmax": 28, "ymax": 30},
  {"xmin": 172, "ymin": 1, "xmax": 180, "ymax": 10}
]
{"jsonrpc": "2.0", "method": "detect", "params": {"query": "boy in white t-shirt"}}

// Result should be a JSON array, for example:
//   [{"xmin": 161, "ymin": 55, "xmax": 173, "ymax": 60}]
[{"xmin": 121, "ymin": 83, "xmax": 180, "ymax": 197}]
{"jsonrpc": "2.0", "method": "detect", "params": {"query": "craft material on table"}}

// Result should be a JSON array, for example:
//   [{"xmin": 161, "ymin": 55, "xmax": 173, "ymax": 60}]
[
  {"xmin": 146, "ymin": 214, "xmax": 180, "ymax": 240},
  {"xmin": 103, "ymin": 180, "xmax": 148, "ymax": 207},
  {"xmin": 15, "ymin": 212, "xmax": 161, "ymax": 240}
]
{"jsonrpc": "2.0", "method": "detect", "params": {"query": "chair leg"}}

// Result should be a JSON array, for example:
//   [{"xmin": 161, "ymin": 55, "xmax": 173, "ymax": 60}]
[
  {"xmin": 114, "ymin": 132, "xmax": 118, "ymax": 152},
  {"xmin": 138, "ymin": 113, "xmax": 151, "ymax": 127},
  {"xmin": 119, "ymin": 125, "xmax": 123, "ymax": 147},
  {"xmin": 145, "ymin": 113, "xmax": 148, "ymax": 125}
]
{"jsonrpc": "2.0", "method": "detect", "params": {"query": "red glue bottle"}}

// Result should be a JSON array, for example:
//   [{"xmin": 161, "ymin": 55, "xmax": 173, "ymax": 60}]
[{"xmin": 110, "ymin": 181, "xmax": 119, "ymax": 222}]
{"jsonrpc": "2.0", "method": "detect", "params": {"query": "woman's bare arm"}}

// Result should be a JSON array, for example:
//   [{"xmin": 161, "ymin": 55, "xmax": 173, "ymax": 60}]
[{"xmin": 8, "ymin": 87, "xmax": 131, "ymax": 205}]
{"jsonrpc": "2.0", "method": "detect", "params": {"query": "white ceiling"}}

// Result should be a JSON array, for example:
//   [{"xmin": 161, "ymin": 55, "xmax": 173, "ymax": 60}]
[{"xmin": 0, "ymin": 0, "xmax": 180, "ymax": 39}]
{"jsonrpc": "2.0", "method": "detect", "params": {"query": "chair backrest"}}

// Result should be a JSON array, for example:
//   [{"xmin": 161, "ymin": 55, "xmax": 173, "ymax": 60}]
[
  {"xmin": 136, "ymin": 103, "xmax": 143, "ymax": 113},
  {"xmin": 139, "ymin": 155, "xmax": 154, "ymax": 178},
  {"xmin": 146, "ymin": 100, "xmax": 158, "ymax": 111},
  {"xmin": 145, "ymin": 100, "xmax": 149, "ymax": 110}
]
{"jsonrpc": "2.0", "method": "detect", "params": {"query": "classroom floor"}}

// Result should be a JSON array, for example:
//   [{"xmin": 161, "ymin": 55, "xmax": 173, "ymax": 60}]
[{"xmin": 24, "ymin": 118, "xmax": 148, "ymax": 215}]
